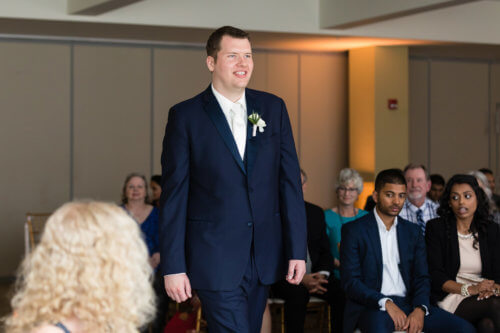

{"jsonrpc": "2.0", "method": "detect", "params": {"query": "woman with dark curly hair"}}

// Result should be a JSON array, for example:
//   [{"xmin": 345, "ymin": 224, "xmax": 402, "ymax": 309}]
[{"xmin": 426, "ymin": 174, "xmax": 500, "ymax": 333}]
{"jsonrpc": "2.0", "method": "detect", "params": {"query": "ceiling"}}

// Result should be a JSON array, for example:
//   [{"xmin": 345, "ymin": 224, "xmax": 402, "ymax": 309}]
[{"xmin": 0, "ymin": 0, "xmax": 499, "ymax": 52}]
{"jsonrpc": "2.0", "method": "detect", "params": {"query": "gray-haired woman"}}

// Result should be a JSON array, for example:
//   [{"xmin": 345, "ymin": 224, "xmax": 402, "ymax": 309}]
[{"xmin": 324, "ymin": 168, "xmax": 368, "ymax": 279}]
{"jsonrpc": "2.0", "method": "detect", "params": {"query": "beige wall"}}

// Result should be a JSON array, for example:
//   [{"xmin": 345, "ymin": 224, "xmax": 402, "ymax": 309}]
[
  {"xmin": 0, "ymin": 41, "xmax": 71, "ymax": 276},
  {"xmin": 409, "ymin": 57, "xmax": 498, "ymax": 180},
  {"xmin": 0, "ymin": 38, "xmax": 348, "ymax": 276},
  {"xmin": 374, "ymin": 47, "xmax": 409, "ymax": 173},
  {"xmin": 349, "ymin": 48, "xmax": 376, "ymax": 175},
  {"xmin": 300, "ymin": 54, "xmax": 348, "ymax": 209},
  {"xmin": 349, "ymin": 46, "xmax": 409, "ymax": 177}
]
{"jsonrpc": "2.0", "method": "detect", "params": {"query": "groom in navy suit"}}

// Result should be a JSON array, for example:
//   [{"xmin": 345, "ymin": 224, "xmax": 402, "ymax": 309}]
[
  {"xmin": 340, "ymin": 168, "xmax": 474, "ymax": 333},
  {"xmin": 159, "ymin": 26, "xmax": 307, "ymax": 332}
]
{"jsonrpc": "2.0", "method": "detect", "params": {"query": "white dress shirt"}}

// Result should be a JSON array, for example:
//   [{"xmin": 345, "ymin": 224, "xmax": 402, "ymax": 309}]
[
  {"xmin": 374, "ymin": 209, "xmax": 407, "ymax": 310},
  {"xmin": 374, "ymin": 209, "xmax": 429, "ymax": 315},
  {"xmin": 211, "ymin": 84, "xmax": 247, "ymax": 159}
]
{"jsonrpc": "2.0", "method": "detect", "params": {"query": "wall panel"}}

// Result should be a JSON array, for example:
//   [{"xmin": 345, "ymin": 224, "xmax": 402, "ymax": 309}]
[
  {"xmin": 247, "ymin": 51, "xmax": 268, "ymax": 92},
  {"xmin": 429, "ymin": 60, "xmax": 489, "ymax": 178},
  {"xmin": 491, "ymin": 63, "xmax": 500, "ymax": 183},
  {"xmin": 73, "ymin": 45, "xmax": 151, "ymax": 201},
  {"xmin": 152, "ymin": 48, "xmax": 210, "ymax": 174},
  {"xmin": 300, "ymin": 53, "xmax": 348, "ymax": 209},
  {"xmin": 267, "ymin": 53, "xmax": 300, "ymax": 152},
  {"xmin": 409, "ymin": 59, "xmax": 430, "ymax": 168},
  {"xmin": 0, "ymin": 41, "xmax": 70, "ymax": 275}
]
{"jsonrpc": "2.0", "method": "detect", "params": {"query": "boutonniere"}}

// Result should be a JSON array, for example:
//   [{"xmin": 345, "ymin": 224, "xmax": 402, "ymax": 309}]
[{"xmin": 248, "ymin": 112, "xmax": 266, "ymax": 137}]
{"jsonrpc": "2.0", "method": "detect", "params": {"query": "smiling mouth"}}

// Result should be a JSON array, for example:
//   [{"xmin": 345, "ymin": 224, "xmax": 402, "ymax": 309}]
[{"xmin": 234, "ymin": 71, "xmax": 247, "ymax": 77}]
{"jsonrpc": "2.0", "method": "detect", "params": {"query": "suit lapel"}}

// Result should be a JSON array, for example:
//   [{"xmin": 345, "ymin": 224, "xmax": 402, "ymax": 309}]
[
  {"xmin": 367, "ymin": 215, "xmax": 383, "ymax": 280},
  {"xmin": 396, "ymin": 221, "xmax": 410, "ymax": 288},
  {"xmin": 450, "ymin": 222, "xmax": 461, "ymax": 273},
  {"xmin": 202, "ymin": 87, "xmax": 246, "ymax": 174},
  {"xmin": 245, "ymin": 90, "xmax": 259, "ymax": 178}
]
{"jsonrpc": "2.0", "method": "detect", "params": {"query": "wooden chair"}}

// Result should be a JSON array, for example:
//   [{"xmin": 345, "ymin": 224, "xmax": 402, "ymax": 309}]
[
  {"xmin": 269, "ymin": 296, "xmax": 331, "ymax": 333},
  {"xmin": 25, "ymin": 212, "xmax": 51, "ymax": 254}
]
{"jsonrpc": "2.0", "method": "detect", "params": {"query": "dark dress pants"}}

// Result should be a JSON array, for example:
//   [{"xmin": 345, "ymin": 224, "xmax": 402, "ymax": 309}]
[
  {"xmin": 357, "ymin": 295, "xmax": 476, "ymax": 333},
  {"xmin": 196, "ymin": 253, "xmax": 269, "ymax": 333}
]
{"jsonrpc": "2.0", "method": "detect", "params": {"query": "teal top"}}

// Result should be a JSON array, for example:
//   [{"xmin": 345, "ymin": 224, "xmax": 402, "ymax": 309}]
[{"xmin": 324, "ymin": 208, "xmax": 368, "ymax": 279}]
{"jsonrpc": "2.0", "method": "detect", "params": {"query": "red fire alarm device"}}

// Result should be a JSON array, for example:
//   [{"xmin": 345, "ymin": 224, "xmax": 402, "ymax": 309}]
[{"xmin": 388, "ymin": 99, "xmax": 398, "ymax": 110}]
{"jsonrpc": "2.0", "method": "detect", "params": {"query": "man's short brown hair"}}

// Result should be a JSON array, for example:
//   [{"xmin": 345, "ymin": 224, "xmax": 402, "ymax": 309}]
[
  {"xmin": 206, "ymin": 26, "xmax": 251, "ymax": 61},
  {"xmin": 403, "ymin": 163, "xmax": 430, "ymax": 181}
]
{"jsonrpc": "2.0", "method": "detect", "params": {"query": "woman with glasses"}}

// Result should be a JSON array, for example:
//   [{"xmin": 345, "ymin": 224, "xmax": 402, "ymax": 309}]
[{"xmin": 324, "ymin": 168, "xmax": 367, "ymax": 278}]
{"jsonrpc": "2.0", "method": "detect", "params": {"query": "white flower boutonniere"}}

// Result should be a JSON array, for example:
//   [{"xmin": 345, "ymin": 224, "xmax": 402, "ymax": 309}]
[{"xmin": 248, "ymin": 112, "xmax": 266, "ymax": 137}]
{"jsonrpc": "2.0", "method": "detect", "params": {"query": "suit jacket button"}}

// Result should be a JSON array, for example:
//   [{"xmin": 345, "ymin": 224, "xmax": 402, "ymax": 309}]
[{"xmin": 247, "ymin": 222, "xmax": 253, "ymax": 227}]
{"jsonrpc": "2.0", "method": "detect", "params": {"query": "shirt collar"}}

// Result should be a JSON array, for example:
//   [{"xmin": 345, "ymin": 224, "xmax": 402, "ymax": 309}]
[
  {"xmin": 404, "ymin": 198, "xmax": 431, "ymax": 213},
  {"xmin": 374, "ymin": 208, "xmax": 398, "ymax": 232},
  {"xmin": 211, "ymin": 84, "xmax": 247, "ymax": 112}
]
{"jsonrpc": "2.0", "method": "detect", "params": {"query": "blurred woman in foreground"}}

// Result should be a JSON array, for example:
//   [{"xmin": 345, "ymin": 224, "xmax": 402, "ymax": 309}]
[{"xmin": 5, "ymin": 201, "xmax": 155, "ymax": 332}]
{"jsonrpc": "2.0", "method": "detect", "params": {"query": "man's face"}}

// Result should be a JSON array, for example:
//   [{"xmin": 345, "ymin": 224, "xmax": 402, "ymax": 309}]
[
  {"xmin": 405, "ymin": 168, "xmax": 431, "ymax": 203},
  {"xmin": 484, "ymin": 172, "xmax": 496, "ymax": 193},
  {"xmin": 429, "ymin": 183, "xmax": 444, "ymax": 202},
  {"xmin": 206, "ymin": 35, "xmax": 253, "ymax": 98},
  {"xmin": 373, "ymin": 183, "xmax": 407, "ymax": 217}
]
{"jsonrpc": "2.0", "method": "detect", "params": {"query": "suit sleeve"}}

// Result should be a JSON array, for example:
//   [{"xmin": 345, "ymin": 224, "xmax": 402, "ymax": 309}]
[
  {"xmin": 410, "ymin": 226, "xmax": 431, "ymax": 309},
  {"xmin": 278, "ymin": 98, "xmax": 307, "ymax": 261},
  {"xmin": 159, "ymin": 107, "xmax": 190, "ymax": 275},
  {"xmin": 425, "ymin": 219, "xmax": 451, "ymax": 294},
  {"xmin": 340, "ymin": 223, "xmax": 384, "ymax": 309},
  {"xmin": 490, "ymin": 223, "xmax": 500, "ymax": 283}
]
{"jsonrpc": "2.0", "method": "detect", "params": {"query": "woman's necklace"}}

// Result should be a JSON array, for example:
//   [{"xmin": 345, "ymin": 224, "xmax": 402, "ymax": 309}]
[{"xmin": 457, "ymin": 231, "xmax": 474, "ymax": 240}]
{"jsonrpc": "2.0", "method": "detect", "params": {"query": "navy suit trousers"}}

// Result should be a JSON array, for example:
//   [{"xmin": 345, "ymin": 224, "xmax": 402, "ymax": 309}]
[
  {"xmin": 196, "ymin": 251, "xmax": 269, "ymax": 333},
  {"xmin": 357, "ymin": 295, "xmax": 475, "ymax": 333}
]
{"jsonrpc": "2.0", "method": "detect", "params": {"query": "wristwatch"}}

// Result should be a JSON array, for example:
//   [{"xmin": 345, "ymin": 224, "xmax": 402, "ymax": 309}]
[{"xmin": 415, "ymin": 305, "xmax": 426, "ymax": 313}]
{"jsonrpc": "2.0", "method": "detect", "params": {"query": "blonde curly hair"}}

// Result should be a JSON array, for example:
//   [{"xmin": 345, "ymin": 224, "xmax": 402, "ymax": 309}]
[{"xmin": 4, "ymin": 201, "xmax": 156, "ymax": 332}]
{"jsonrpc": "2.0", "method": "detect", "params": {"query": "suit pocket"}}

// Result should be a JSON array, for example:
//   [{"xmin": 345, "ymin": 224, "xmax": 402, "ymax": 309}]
[{"xmin": 257, "ymin": 133, "xmax": 278, "ymax": 146}]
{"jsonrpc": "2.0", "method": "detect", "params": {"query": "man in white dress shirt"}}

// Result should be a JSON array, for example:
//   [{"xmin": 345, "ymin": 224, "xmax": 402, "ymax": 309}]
[{"xmin": 340, "ymin": 168, "xmax": 475, "ymax": 333}]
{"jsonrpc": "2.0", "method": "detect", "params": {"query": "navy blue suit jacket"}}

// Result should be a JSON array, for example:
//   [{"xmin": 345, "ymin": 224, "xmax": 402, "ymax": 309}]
[
  {"xmin": 340, "ymin": 212, "xmax": 430, "ymax": 333},
  {"xmin": 159, "ymin": 86, "xmax": 307, "ymax": 291}
]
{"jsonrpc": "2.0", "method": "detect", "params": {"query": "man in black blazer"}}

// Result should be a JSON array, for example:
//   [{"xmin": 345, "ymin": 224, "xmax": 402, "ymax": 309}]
[{"xmin": 271, "ymin": 170, "xmax": 345, "ymax": 333}]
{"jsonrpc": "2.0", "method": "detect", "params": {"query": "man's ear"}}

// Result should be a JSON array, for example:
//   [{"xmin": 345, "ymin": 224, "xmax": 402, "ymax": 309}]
[
  {"xmin": 372, "ymin": 190, "xmax": 378, "ymax": 203},
  {"xmin": 425, "ymin": 180, "xmax": 432, "ymax": 193},
  {"xmin": 206, "ymin": 56, "xmax": 215, "ymax": 72}
]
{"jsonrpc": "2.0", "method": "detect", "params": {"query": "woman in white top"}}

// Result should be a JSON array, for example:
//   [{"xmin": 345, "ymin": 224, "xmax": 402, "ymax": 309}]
[{"xmin": 426, "ymin": 174, "xmax": 500, "ymax": 333}]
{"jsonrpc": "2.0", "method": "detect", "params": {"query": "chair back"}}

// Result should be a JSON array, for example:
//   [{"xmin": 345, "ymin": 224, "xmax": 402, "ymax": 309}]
[{"xmin": 25, "ymin": 212, "xmax": 51, "ymax": 254}]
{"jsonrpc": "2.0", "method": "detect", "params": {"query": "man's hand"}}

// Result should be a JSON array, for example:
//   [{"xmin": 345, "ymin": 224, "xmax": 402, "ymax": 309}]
[
  {"xmin": 385, "ymin": 300, "xmax": 407, "ymax": 331},
  {"xmin": 149, "ymin": 252, "xmax": 160, "ymax": 269},
  {"xmin": 333, "ymin": 258, "xmax": 340, "ymax": 268},
  {"xmin": 164, "ymin": 273, "xmax": 192, "ymax": 303},
  {"xmin": 403, "ymin": 307, "xmax": 425, "ymax": 333},
  {"xmin": 286, "ymin": 259, "xmax": 306, "ymax": 285},
  {"xmin": 301, "ymin": 273, "xmax": 328, "ymax": 294}
]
